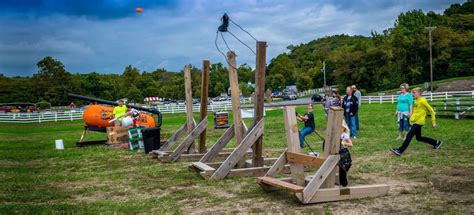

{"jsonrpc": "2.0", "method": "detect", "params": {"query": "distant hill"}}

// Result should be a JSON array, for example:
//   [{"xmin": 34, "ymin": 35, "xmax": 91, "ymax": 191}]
[{"xmin": 267, "ymin": 1, "xmax": 474, "ymax": 94}]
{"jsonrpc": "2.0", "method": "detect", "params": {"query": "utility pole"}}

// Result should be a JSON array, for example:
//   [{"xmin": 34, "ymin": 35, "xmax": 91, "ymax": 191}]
[
  {"xmin": 321, "ymin": 61, "xmax": 326, "ymax": 88},
  {"xmin": 425, "ymin": 26, "xmax": 437, "ymax": 92}
]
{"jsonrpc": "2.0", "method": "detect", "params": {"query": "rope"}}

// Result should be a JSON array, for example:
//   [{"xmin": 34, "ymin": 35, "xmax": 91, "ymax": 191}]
[
  {"xmin": 214, "ymin": 31, "xmax": 239, "ymax": 71},
  {"xmin": 229, "ymin": 18, "xmax": 258, "ymax": 42},
  {"xmin": 220, "ymin": 32, "xmax": 231, "ymax": 52},
  {"xmin": 227, "ymin": 30, "xmax": 256, "ymax": 55}
]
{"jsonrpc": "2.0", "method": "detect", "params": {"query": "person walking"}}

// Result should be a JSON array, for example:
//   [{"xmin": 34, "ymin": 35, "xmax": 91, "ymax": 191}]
[
  {"xmin": 342, "ymin": 86, "xmax": 359, "ymax": 138},
  {"xmin": 297, "ymin": 104, "xmax": 315, "ymax": 148},
  {"xmin": 396, "ymin": 83, "xmax": 413, "ymax": 140},
  {"xmin": 390, "ymin": 87, "xmax": 443, "ymax": 156},
  {"xmin": 351, "ymin": 85, "xmax": 361, "ymax": 131}
]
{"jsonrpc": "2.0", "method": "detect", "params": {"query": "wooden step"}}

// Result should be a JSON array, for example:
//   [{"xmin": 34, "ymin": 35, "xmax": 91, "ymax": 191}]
[
  {"xmin": 191, "ymin": 162, "xmax": 216, "ymax": 172},
  {"xmin": 258, "ymin": 176, "xmax": 304, "ymax": 193},
  {"xmin": 286, "ymin": 151, "xmax": 325, "ymax": 168}
]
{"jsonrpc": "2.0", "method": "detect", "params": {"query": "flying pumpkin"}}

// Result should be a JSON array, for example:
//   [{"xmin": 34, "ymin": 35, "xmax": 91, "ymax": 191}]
[{"xmin": 135, "ymin": 7, "xmax": 143, "ymax": 13}]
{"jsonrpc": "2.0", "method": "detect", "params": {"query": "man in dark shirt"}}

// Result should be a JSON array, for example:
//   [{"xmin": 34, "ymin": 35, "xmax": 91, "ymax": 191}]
[{"xmin": 297, "ymin": 104, "xmax": 315, "ymax": 148}]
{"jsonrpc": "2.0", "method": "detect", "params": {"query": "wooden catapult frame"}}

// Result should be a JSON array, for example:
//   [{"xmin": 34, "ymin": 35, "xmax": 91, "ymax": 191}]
[
  {"xmin": 152, "ymin": 61, "xmax": 233, "ymax": 162},
  {"xmin": 257, "ymin": 106, "xmax": 389, "ymax": 204},
  {"xmin": 190, "ymin": 41, "xmax": 286, "ymax": 180}
]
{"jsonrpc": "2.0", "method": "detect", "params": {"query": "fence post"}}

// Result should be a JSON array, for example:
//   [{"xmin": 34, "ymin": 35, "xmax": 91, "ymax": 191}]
[
  {"xmin": 38, "ymin": 114, "xmax": 41, "ymax": 123},
  {"xmin": 171, "ymin": 106, "xmax": 174, "ymax": 114},
  {"xmin": 430, "ymin": 92, "xmax": 433, "ymax": 101},
  {"xmin": 391, "ymin": 95, "xmax": 394, "ymax": 104},
  {"xmin": 55, "ymin": 112, "xmax": 58, "ymax": 122},
  {"xmin": 445, "ymin": 92, "xmax": 448, "ymax": 100},
  {"xmin": 379, "ymin": 96, "xmax": 382, "ymax": 104},
  {"xmin": 70, "ymin": 112, "xmax": 73, "ymax": 121},
  {"xmin": 369, "ymin": 96, "xmax": 372, "ymax": 104},
  {"xmin": 455, "ymin": 99, "xmax": 460, "ymax": 120}
]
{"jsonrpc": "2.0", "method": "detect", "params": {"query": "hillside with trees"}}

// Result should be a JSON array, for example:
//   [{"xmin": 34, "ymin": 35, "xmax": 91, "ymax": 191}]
[
  {"xmin": 267, "ymin": 1, "xmax": 473, "ymax": 93},
  {"xmin": 0, "ymin": 1, "xmax": 472, "ymax": 105}
]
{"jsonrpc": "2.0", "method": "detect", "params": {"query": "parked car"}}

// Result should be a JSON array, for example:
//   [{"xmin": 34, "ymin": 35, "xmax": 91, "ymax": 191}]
[
  {"xmin": 192, "ymin": 99, "xmax": 200, "ymax": 105},
  {"xmin": 311, "ymin": 94, "xmax": 324, "ymax": 102},
  {"xmin": 282, "ymin": 93, "xmax": 297, "ymax": 100},
  {"xmin": 176, "ymin": 100, "xmax": 185, "ymax": 105}
]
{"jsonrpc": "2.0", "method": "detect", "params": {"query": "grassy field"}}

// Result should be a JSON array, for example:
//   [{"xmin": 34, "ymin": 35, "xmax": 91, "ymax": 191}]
[{"xmin": 1, "ymin": 103, "xmax": 473, "ymax": 213}]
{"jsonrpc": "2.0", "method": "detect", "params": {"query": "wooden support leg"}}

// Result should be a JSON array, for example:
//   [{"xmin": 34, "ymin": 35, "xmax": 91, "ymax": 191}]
[
  {"xmin": 199, "ymin": 125, "xmax": 234, "ymax": 163},
  {"xmin": 210, "ymin": 119, "xmax": 264, "ymax": 180}
]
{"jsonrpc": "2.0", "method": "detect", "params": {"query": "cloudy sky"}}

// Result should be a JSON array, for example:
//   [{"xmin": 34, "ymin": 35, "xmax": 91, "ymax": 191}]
[{"xmin": 0, "ymin": 0, "xmax": 464, "ymax": 76}]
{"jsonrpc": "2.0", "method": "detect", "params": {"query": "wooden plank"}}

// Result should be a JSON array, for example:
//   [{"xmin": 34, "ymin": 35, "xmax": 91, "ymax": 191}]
[
  {"xmin": 199, "ymin": 60, "xmax": 210, "ymax": 153},
  {"xmin": 227, "ymin": 166, "xmax": 269, "ymax": 178},
  {"xmin": 191, "ymin": 162, "xmax": 216, "ymax": 172},
  {"xmin": 199, "ymin": 125, "xmax": 235, "ymax": 163},
  {"xmin": 264, "ymin": 149, "xmax": 288, "ymax": 177},
  {"xmin": 160, "ymin": 123, "xmax": 187, "ymax": 151},
  {"xmin": 168, "ymin": 119, "xmax": 208, "ymax": 162},
  {"xmin": 183, "ymin": 151, "xmax": 231, "ymax": 161},
  {"xmin": 227, "ymin": 51, "xmax": 246, "ymax": 168},
  {"xmin": 283, "ymin": 106, "xmax": 305, "ymax": 186},
  {"xmin": 252, "ymin": 41, "xmax": 267, "ymax": 167},
  {"xmin": 184, "ymin": 65, "xmax": 196, "ymax": 153},
  {"xmin": 302, "ymin": 155, "xmax": 340, "ymax": 203},
  {"xmin": 210, "ymin": 119, "xmax": 264, "ymax": 180},
  {"xmin": 286, "ymin": 151, "xmax": 325, "ymax": 168},
  {"xmin": 301, "ymin": 184, "xmax": 390, "ymax": 204},
  {"xmin": 321, "ymin": 107, "xmax": 343, "ymax": 188},
  {"xmin": 258, "ymin": 176, "xmax": 304, "ymax": 193}
]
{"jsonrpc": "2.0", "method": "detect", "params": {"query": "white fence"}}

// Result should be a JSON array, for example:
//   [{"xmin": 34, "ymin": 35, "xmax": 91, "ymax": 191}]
[
  {"xmin": 0, "ymin": 102, "xmax": 236, "ymax": 123},
  {"xmin": 0, "ymin": 111, "xmax": 83, "ymax": 123},
  {"xmin": 1, "ymin": 91, "xmax": 472, "ymax": 123},
  {"xmin": 360, "ymin": 91, "xmax": 473, "ymax": 104}
]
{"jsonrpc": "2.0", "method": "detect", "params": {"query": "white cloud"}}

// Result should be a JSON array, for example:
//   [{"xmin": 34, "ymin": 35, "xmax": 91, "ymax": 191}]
[{"xmin": 0, "ymin": 0, "xmax": 464, "ymax": 76}]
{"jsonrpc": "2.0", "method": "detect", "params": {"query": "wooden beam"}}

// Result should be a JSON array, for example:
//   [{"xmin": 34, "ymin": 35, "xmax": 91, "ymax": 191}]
[
  {"xmin": 199, "ymin": 60, "xmax": 210, "ymax": 153},
  {"xmin": 321, "ymin": 107, "xmax": 343, "ymax": 188},
  {"xmin": 258, "ymin": 176, "xmax": 304, "ymax": 193},
  {"xmin": 184, "ymin": 65, "xmax": 196, "ymax": 153},
  {"xmin": 168, "ymin": 119, "xmax": 208, "ymax": 162},
  {"xmin": 286, "ymin": 151, "xmax": 325, "ymax": 168},
  {"xmin": 210, "ymin": 119, "xmax": 264, "ymax": 180},
  {"xmin": 252, "ymin": 41, "xmax": 266, "ymax": 167},
  {"xmin": 302, "ymin": 155, "xmax": 340, "ymax": 203},
  {"xmin": 263, "ymin": 149, "xmax": 288, "ymax": 177},
  {"xmin": 227, "ymin": 51, "xmax": 246, "ymax": 168},
  {"xmin": 283, "ymin": 106, "xmax": 305, "ymax": 186},
  {"xmin": 191, "ymin": 162, "xmax": 216, "ymax": 172},
  {"xmin": 199, "ymin": 125, "xmax": 235, "ymax": 163},
  {"xmin": 160, "ymin": 123, "xmax": 187, "ymax": 151},
  {"xmin": 301, "ymin": 184, "xmax": 390, "ymax": 204}
]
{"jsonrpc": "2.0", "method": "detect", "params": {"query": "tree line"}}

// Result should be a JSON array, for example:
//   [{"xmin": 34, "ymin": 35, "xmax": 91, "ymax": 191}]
[{"xmin": 0, "ymin": 1, "xmax": 472, "ymax": 105}]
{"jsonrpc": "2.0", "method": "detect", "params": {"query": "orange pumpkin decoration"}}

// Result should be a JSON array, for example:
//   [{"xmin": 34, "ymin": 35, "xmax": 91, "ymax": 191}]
[{"xmin": 135, "ymin": 8, "xmax": 143, "ymax": 13}]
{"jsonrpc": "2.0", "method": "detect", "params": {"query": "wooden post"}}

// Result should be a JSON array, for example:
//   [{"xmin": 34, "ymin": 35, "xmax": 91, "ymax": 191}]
[
  {"xmin": 199, "ymin": 60, "xmax": 210, "ymax": 153},
  {"xmin": 283, "ymin": 106, "xmax": 305, "ymax": 186},
  {"xmin": 252, "ymin": 41, "xmax": 266, "ymax": 167},
  {"xmin": 184, "ymin": 65, "xmax": 196, "ymax": 153},
  {"xmin": 321, "ymin": 107, "xmax": 343, "ymax": 188},
  {"xmin": 227, "ymin": 51, "xmax": 245, "ymax": 168}
]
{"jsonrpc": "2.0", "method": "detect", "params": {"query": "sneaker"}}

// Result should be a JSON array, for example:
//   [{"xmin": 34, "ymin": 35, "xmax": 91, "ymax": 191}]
[
  {"xmin": 352, "ymin": 136, "xmax": 357, "ymax": 139},
  {"xmin": 390, "ymin": 147, "xmax": 402, "ymax": 156},
  {"xmin": 434, "ymin": 140, "xmax": 444, "ymax": 150}
]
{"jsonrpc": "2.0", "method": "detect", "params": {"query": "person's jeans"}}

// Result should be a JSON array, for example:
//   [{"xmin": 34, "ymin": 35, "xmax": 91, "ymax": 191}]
[
  {"xmin": 355, "ymin": 113, "xmax": 359, "ymax": 131},
  {"xmin": 398, "ymin": 114, "xmax": 410, "ymax": 132},
  {"xmin": 398, "ymin": 124, "xmax": 437, "ymax": 153},
  {"xmin": 299, "ymin": 126, "xmax": 314, "ymax": 148},
  {"xmin": 345, "ymin": 114, "xmax": 357, "ymax": 137}
]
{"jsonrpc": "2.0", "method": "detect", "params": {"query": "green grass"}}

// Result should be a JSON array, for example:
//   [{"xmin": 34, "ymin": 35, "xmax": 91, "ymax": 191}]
[{"xmin": 1, "ymin": 104, "xmax": 473, "ymax": 213}]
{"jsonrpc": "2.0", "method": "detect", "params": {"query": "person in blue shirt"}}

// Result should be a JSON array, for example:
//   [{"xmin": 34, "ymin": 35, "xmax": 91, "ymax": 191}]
[
  {"xmin": 342, "ymin": 86, "xmax": 359, "ymax": 138},
  {"xmin": 396, "ymin": 83, "xmax": 413, "ymax": 140}
]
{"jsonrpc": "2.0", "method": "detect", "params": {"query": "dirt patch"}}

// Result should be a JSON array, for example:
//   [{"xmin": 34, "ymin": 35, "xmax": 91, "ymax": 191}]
[{"xmin": 435, "ymin": 79, "xmax": 474, "ymax": 92}]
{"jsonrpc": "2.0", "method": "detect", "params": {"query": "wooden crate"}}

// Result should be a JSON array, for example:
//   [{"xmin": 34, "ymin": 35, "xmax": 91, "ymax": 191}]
[{"xmin": 106, "ymin": 126, "xmax": 131, "ymax": 144}]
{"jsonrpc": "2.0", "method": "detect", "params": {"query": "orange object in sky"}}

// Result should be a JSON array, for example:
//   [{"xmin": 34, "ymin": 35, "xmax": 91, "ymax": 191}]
[
  {"xmin": 83, "ymin": 104, "xmax": 155, "ymax": 128},
  {"xmin": 135, "ymin": 8, "xmax": 143, "ymax": 13}
]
